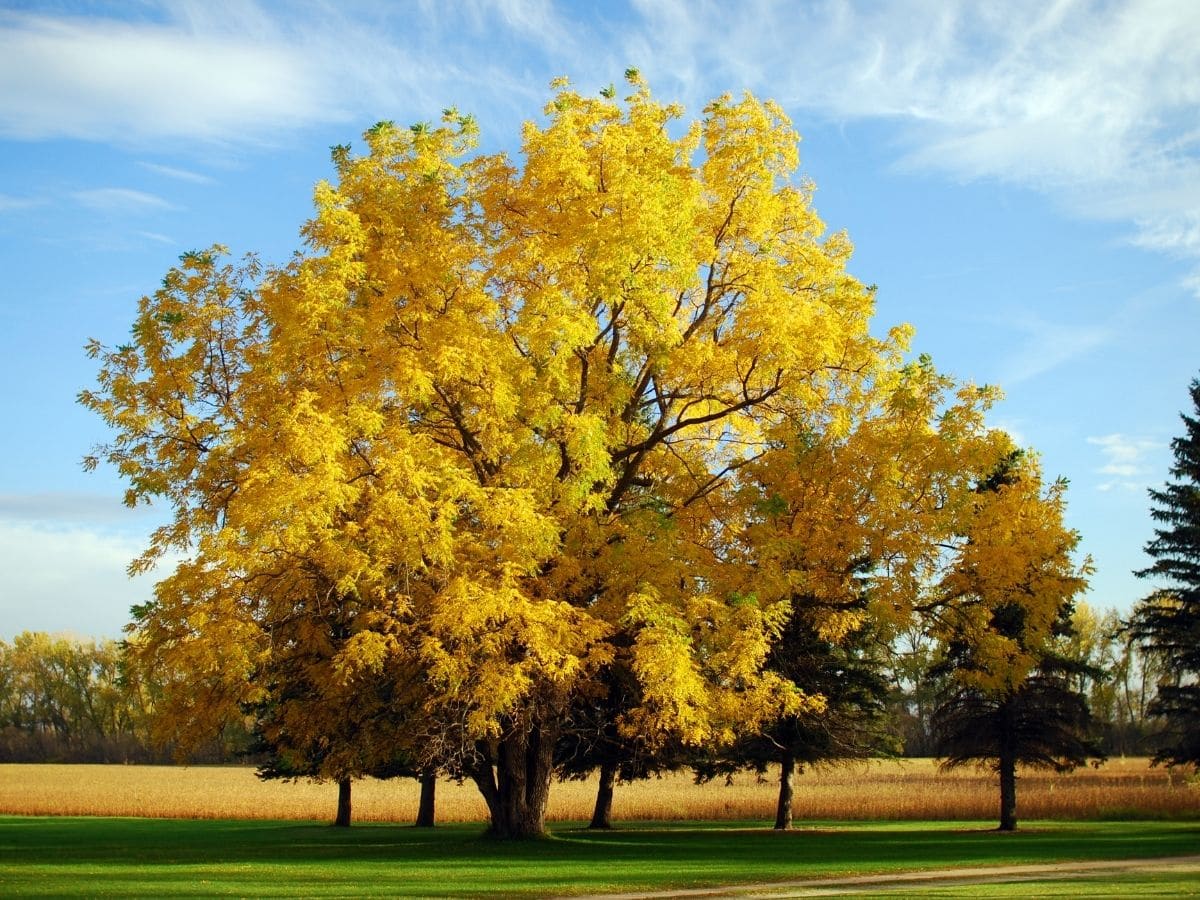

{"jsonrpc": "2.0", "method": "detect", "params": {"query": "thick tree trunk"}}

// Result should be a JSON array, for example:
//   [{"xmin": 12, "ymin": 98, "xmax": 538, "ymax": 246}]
[
  {"xmin": 774, "ymin": 751, "xmax": 795, "ymax": 831},
  {"xmin": 998, "ymin": 704, "xmax": 1017, "ymax": 832},
  {"xmin": 415, "ymin": 770, "xmax": 437, "ymax": 828},
  {"xmin": 470, "ymin": 720, "xmax": 558, "ymax": 838},
  {"xmin": 589, "ymin": 760, "xmax": 617, "ymax": 829},
  {"xmin": 334, "ymin": 778, "xmax": 352, "ymax": 827}
]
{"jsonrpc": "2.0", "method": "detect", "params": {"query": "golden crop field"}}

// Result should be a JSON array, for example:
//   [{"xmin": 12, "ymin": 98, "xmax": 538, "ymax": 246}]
[{"xmin": 1, "ymin": 757, "xmax": 1196, "ymax": 823}]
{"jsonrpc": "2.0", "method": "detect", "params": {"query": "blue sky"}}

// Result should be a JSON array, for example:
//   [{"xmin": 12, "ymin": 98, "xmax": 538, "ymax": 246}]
[{"xmin": 1, "ymin": 0, "xmax": 1198, "ymax": 639}]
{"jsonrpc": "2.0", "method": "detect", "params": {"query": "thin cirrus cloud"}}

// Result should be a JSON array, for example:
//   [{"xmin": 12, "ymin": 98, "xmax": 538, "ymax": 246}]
[
  {"xmin": 996, "ymin": 315, "xmax": 1111, "ymax": 386},
  {"xmin": 138, "ymin": 231, "xmax": 176, "ymax": 245},
  {"xmin": 72, "ymin": 187, "xmax": 174, "ymax": 214},
  {"xmin": 0, "ymin": 9, "xmax": 343, "ymax": 145},
  {"xmin": 1132, "ymin": 211, "xmax": 1200, "ymax": 256},
  {"xmin": 0, "ymin": 192, "xmax": 47, "ymax": 212},
  {"xmin": 1086, "ymin": 433, "xmax": 1162, "ymax": 492},
  {"xmin": 623, "ymin": 0, "xmax": 1200, "ymax": 295},
  {"xmin": 137, "ymin": 162, "xmax": 215, "ymax": 185},
  {"xmin": 0, "ymin": 3, "xmax": 551, "ymax": 147}
]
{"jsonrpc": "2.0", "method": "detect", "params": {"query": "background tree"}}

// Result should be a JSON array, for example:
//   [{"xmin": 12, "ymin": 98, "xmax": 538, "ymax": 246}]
[
  {"xmin": 694, "ymin": 606, "xmax": 894, "ymax": 830},
  {"xmin": 1103, "ymin": 624, "xmax": 1166, "ymax": 755},
  {"xmin": 553, "ymin": 656, "xmax": 686, "ymax": 830},
  {"xmin": 1130, "ymin": 375, "xmax": 1200, "ymax": 767},
  {"xmin": 247, "ymin": 615, "xmax": 427, "ymax": 828},
  {"xmin": 554, "ymin": 304, "xmax": 1010, "ymax": 829},
  {"xmin": 932, "ymin": 654, "xmax": 1104, "ymax": 832},
  {"xmin": 1057, "ymin": 604, "xmax": 1164, "ymax": 756},
  {"xmin": 884, "ymin": 626, "xmax": 946, "ymax": 757},
  {"xmin": 0, "ymin": 632, "xmax": 196, "ymax": 763},
  {"xmin": 720, "ymin": 353, "xmax": 1011, "ymax": 807},
  {"xmin": 930, "ymin": 453, "xmax": 1097, "ymax": 831}
]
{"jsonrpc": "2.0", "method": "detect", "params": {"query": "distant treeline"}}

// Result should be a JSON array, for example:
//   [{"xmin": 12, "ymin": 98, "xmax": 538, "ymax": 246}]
[
  {"xmin": 0, "ymin": 605, "xmax": 1164, "ymax": 766},
  {"xmin": 0, "ymin": 632, "xmax": 250, "ymax": 764}
]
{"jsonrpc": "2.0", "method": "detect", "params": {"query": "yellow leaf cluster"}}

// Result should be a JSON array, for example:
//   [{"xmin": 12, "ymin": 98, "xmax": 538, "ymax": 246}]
[
  {"xmin": 934, "ymin": 457, "xmax": 1091, "ymax": 693},
  {"xmin": 82, "ymin": 78, "xmax": 1089, "ymax": 782}
]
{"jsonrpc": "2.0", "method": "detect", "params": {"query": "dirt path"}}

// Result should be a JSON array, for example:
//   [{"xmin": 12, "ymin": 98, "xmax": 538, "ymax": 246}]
[{"xmin": 564, "ymin": 854, "xmax": 1200, "ymax": 898}]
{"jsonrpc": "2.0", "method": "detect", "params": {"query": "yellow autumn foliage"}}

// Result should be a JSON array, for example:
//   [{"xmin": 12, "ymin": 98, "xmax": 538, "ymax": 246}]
[{"xmin": 82, "ymin": 75, "xmax": 1088, "ymax": 835}]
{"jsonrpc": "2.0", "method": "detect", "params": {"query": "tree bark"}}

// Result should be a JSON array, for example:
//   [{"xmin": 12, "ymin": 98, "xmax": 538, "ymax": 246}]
[
  {"xmin": 998, "ymin": 703, "xmax": 1017, "ymax": 832},
  {"xmin": 774, "ymin": 751, "xmax": 795, "ymax": 831},
  {"xmin": 415, "ymin": 769, "xmax": 436, "ymax": 828},
  {"xmin": 589, "ymin": 760, "xmax": 617, "ymax": 829},
  {"xmin": 334, "ymin": 778, "xmax": 352, "ymax": 827},
  {"xmin": 471, "ymin": 719, "xmax": 558, "ymax": 838},
  {"xmin": 468, "ymin": 753, "xmax": 502, "ymax": 825}
]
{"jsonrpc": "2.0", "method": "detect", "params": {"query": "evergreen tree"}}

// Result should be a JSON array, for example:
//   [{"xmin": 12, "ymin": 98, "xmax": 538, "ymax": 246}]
[
  {"xmin": 248, "ymin": 610, "xmax": 433, "ymax": 828},
  {"xmin": 1131, "ymin": 376, "xmax": 1200, "ymax": 767},
  {"xmin": 932, "ymin": 648, "xmax": 1104, "ymax": 831},
  {"xmin": 930, "ymin": 453, "xmax": 1100, "ymax": 831},
  {"xmin": 694, "ymin": 602, "xmax": 894, "ymax": 831},
  {"xmin": 554, "ymin": 660, "xmax": 684, "ymax": 831}
]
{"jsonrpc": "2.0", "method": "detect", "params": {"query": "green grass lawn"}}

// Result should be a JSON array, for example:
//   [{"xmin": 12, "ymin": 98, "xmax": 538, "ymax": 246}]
[{"xmin": 0, "ymin": 817, "xmax": 1196, "ymax": 897}]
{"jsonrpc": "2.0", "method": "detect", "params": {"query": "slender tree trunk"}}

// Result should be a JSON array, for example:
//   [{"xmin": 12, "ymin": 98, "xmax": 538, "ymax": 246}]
[
  {"xmin": 335, "ymin": 778, "xmax": 352, "ymax": 827},
  {"xmin": 589, "ymin": 760, "xmax": 617, "ymax": 829},
  {"xmin": 471, "ymin": 719, "xmax": 558, "ymax": 838},
  {"xmin": 415, "ymin": 769, "xmax": 437, "ymax": 828},
  {"xmin": 998, "ymin": 703, "xmax": 1017, "ymax": 832},
  {"xmin": 998, "ymin": 751, "xmax": 1017, "ymax": 831},
  {"xmin": 774, "ymin": 751, "xmax": 795, "ymax": 831}
]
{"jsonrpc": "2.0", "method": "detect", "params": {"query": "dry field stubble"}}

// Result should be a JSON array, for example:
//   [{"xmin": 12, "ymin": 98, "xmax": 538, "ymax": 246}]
[{"xmin": 2, "ymin": 757, "xmax": 1196, "ymax": 823}]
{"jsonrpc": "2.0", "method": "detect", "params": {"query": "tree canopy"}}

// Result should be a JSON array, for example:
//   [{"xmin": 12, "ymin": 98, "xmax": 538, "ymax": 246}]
[{"xmin": 81, "ymin": 74, "xmax": 1089, "ymax": 837}]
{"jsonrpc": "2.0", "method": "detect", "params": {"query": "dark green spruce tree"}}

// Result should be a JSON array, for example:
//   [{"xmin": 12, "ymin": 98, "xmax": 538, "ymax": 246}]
[
  {"xmin": 931, "ymin": 636, "xmax": 1104, "ymax": 832},
  {"xmin": 1131, "ymin": 375, "xmax": 1200, "ymax": 767},
  {"xmin": 249, "ymin": 615, "xmax": 437, "ymax": 828},
  {"xmin": 694, "ymin": 598, "xmax": 894, "ymax": 831},
  {"xmin": 555, "ymin": 652, "xmax": 687, "ymax": 830}
]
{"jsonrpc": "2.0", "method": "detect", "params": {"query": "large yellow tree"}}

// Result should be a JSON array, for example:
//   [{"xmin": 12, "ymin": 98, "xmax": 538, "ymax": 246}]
[{"xmin": 84, "ymin": 74, "xmax": 977, "ymax": 837}]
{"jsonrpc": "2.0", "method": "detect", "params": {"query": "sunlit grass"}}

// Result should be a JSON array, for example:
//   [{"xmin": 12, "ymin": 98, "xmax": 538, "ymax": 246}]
[{"xmin": 1, "ymin": 817, "xmax": 1197, "ymax": 897}]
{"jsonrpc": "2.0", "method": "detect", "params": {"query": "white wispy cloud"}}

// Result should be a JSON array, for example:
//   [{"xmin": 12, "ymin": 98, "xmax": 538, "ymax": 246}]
[
  {"xmin": 73, "ymin": 187, "xmax": 174, "ymax": 213},
  {"xmin": 617, "ymin": 0, "xmax": 1200, "ymax": 295},
  {"xmin": 0, "ymin": 2, "xmax": 580, "ymax": 148},
  {"xmin": 2, "ymin": 1, "xmax": 1197, "ymax": 293},
  {"xmin": 137, "ymin": 161, "xmax": 215, "ymax": 184},
  {"xmin": 0, "ymin": 8, "xmax": 344, "ymax": 144},
  {"xmin": 138, "ymin": 231, "xmax": 176, "ymax": 245},
  {"xmin": 1131, "ymin": 211, "xmax": 1200, "ymax": 255},
  {"xmin": 1087, "ymin": 433, "xmax": 1162, "ymax": 491}
]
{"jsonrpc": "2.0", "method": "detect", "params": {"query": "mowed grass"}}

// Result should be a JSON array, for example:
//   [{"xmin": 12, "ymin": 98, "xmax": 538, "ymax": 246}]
[
  {"xmin": 1, "ymin": 817, "xmax": 1197, "ymax": 897},
  {"xmin": 2, "ymin": 757, "xmax": 1196, "ymax": 823}
]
